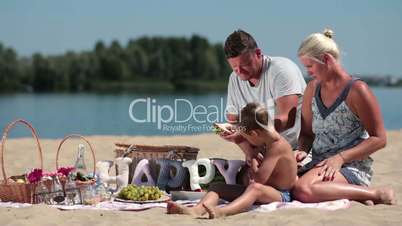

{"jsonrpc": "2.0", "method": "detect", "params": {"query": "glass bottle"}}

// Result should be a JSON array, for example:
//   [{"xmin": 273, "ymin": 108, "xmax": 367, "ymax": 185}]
[
  {"xmin": 34, "ymin": 180, "xmax": 49, "ymax": 204},
  {"xmin": 51, "ymin": 176, "xmax": 65, "ymax": 205},
  {"xmin": 64, "ymin": 174, "xmax": 80, "ymax": 205},
  {"xmin": 74, "ymin": 144, "xmax": 87, "ymax": 176},
  {"xmin": 95, "ymin": 183, "xmax": 110, "ymax": 202},
  {"xmin": 83, "ymin": 184, "xmax": 96, "ymax": 205}
]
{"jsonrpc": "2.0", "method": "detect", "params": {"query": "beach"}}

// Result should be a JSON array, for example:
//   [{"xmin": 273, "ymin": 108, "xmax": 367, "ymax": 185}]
[{"xmin": 1, "ymin": 131, "xmax": 401, "ymax": 226}]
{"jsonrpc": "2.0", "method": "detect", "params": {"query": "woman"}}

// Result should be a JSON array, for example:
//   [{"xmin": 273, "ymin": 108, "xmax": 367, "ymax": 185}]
[{"xmin": 293, "ymin": 29, "xmax": 396, "ymax": 205}]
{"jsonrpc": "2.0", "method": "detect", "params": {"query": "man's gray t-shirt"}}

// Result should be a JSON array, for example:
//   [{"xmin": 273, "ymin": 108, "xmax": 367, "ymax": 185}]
[{"xmin": 226, "ymin": 56, "xmax": 306, "ymax": 148}]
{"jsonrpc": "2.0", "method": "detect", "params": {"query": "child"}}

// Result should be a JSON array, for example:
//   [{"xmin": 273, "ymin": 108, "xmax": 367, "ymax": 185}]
[{"xmin": 167, "ymin": 103, "xmax": 298, "ymax": 218}]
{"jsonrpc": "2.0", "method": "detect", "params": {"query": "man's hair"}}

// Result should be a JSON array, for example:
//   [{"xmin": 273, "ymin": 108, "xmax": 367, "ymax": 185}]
[
  {"xmin": 238, "ymin": 103, "xmax": 269, "ymax": 134},
  {"xmin": 224, "ymin": 29, "xmax": 258, "ymax": 58}
]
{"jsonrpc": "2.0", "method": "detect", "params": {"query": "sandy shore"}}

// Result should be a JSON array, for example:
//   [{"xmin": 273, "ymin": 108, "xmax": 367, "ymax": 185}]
[{"xmin": 1, "ymin": 131, "xmax": 401, "ymax": 226}]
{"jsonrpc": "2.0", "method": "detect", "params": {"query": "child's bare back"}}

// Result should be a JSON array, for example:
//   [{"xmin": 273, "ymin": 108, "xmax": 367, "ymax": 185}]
[{"xmin": 261, "ymin": 136, "xmax": 298, "ymax": 190}]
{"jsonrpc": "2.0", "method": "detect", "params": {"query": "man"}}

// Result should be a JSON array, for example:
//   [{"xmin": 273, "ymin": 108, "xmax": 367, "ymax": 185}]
[{"xmin": 222, "ymin": 29, "xmax": 306, "ymax": 162}]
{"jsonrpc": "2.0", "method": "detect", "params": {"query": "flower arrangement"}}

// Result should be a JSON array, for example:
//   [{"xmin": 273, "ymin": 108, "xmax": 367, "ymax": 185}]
[
  {"xmin": 57, "ymin": 166, "xmax": 75, "ymax": 177},
  {"xmin": 25, "ymin": 166, "xmax": 75, "ymax": 183},
  {"xmin": 26, "ymin": 168, "xmax": 43, "ymax": 184}
]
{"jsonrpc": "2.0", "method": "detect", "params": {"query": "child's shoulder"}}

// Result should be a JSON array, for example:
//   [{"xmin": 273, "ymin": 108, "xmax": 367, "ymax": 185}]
[{"xmin": 268, "ymin": 137, "xmax": 293, "ymax": 156}]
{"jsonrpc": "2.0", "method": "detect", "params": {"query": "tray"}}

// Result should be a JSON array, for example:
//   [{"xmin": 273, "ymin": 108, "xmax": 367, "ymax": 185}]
[{"xmin": 114, "ymin": 195, "xmax": 170, "ymax": 204}]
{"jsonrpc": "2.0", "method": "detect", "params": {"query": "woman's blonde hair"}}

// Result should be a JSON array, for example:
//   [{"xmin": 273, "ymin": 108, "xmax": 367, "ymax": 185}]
[{"xmin": 298, "ymin": 28, "xmax": 340, "ymax": 61}]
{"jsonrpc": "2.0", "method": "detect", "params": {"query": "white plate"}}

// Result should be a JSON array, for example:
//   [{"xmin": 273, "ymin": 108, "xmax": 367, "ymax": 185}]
[{"xmin": 114, "ymin": 195, "xmax": 170, "ymax": 204}]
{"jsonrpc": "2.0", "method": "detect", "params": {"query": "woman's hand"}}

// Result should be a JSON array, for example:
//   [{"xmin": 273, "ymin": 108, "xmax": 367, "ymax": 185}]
[{"xmin": 315, "ymin": 154, "xmax": 345, "ymax": 181}]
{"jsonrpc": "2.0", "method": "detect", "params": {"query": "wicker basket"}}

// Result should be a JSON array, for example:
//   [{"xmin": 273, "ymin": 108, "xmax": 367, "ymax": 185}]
[
  {"xmin": 114, "ymin": 143, "xmax": 199, "ymax": 184},
  {"xmin": 0, "ymin": 119, "xmax": 44, "ymax": 203},
  {"xmin": 115, "ymin": 143, "xmax": 199, "ymax": 161},
  {"xmin": 56, "ymin": 134, "xmax": 96, "ymax": 187}
]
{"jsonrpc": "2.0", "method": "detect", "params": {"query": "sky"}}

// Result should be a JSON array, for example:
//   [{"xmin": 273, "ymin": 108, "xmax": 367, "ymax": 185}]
[{"xmin": 1, "ymin": 0, "xmax": 402, "ymax": 76}]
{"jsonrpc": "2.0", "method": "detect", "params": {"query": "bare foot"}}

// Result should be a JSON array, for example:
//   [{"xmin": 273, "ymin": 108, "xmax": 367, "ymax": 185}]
[
  {"xmin": 375, "ymin": 188, "xmax": 397, "ymax": 205},
  {"xmin": 363, "ymin": 200, "xmax": 375, "ymax": 206},
  {"xmin": 166, "ymin": 201, "xmax": 204, "ymax": 217},
  {"xmin": 202, "ymin": 203, "xmax": 225, "ymax": 219}
]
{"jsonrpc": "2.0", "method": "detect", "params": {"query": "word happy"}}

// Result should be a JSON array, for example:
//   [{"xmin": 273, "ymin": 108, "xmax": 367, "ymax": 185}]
[{"xmin": 96, "ymin": 158, "xmax": 245, "ymax": 192}]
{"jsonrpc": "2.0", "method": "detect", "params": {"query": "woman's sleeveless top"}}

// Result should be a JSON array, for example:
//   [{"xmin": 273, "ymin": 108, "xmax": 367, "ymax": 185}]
[{"xmin": 303, "ymin": 78, "xmax": 373, "ymax": 186}]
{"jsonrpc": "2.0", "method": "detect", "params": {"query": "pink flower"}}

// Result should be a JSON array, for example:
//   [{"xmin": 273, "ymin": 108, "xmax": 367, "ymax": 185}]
[
  {"xmin": 26, "ymin": 168, "xmax": 43, "ymax": 184},
  {"xmin": 57, "ymin": 166, "xmax": 75, "ymax": 177}
]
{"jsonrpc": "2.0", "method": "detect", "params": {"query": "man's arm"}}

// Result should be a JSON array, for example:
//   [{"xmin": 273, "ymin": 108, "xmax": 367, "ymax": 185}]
[
  {"xmin": 297, "ymin": 81, "xmax": 315, "ymax": 154},
  {"xmin": 270, "ymin": 58, "xmax": 305, "ymax": 132},
  {"xmin": 274, "ymin": 95, "xmax": 299, "ymax": 132}
]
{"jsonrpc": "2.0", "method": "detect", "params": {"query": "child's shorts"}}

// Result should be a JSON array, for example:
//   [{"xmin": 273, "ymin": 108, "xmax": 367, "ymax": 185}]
[{"xmin": 279, "ymin": 190, "xmax": 292, "ymax": 202}]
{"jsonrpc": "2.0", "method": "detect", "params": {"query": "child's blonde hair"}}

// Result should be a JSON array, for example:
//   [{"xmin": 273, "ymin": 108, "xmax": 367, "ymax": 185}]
[
  {"xmin": 238, "ymin": 103, "xmax": 272, "ymax": 133},
  {"xmin": 298, "ymin": 28, "xmax": 340, "ymax": 62}
]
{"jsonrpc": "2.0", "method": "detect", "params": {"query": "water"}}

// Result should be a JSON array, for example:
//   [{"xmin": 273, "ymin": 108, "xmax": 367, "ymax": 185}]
[
  {"xmin": 1, "ymin": 88, "xmax": 402, "ymax": 138},
  {"xmin": 0, "ymin": 93, "xmax": 227, "ymax": 138}
]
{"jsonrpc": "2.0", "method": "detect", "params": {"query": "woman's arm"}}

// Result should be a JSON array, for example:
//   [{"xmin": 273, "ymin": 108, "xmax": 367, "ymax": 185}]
[{"xmin": 340, "ymin": 81, "xmax": 387, "ymax": 161}]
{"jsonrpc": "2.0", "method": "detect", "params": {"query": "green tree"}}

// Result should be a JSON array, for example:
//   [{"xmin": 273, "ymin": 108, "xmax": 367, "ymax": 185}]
[
  {"xmin": 126, "ymin": 41, "xmax": 149, "ymax": 79},
  {"xmin": 190, "ymin": 35, "xmax": 210, "ymax": 79},
  {"xmin": 32, "ymin": 53, "xmax": 57, "ymax": 92},
  {"xmin": 0, "ymin": 35, "xmax": 232, "ymax": 93},
  {"xmin": 0, "ymin": 44, "xmax": 20, "ymax": 91}
]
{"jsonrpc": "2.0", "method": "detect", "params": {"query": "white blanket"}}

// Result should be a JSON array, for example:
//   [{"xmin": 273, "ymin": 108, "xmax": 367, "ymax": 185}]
[
  {"xmin": 0, "ymin": 199, "xmax": 350, "ymax": 212},
  {"xmin": 251, "ymin": 199, "xmax": 351, "ymax": 212}
]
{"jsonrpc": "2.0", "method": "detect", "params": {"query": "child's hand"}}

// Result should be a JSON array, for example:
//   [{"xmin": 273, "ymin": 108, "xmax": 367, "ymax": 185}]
[
  {"xmin": 245, "ymin": 156, "xmax": 251, "ymax": 167},
  {"xmin": 220, "ymin": 130, "xmax": 245, "ymax": 144},
  {"xmin": 245, "ymin": 153, "xmax": 263, "ymax": 167},
  {"xmin": 294, "ymin": 150, "xmax": 307, "ymax": 162},
  {"xmin": 256, "ymin": 153, "xmax": 264, "ymax": 165},
  {"xmin": 251, "ymin": 158, "xmax": 259, "ymax": 173},
  {"xmin": 218, "ymin": 124, "xmax": 245, "ymax": 144},
  {"xmin": 247, "ymin": 166, "xmax": 256, "ymax": 183}
]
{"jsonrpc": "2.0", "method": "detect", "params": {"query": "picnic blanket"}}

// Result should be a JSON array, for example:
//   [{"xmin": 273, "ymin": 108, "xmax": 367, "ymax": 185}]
[{"xmin": 0, "ymin": 199, "xmax": 350, "ymax": 212}]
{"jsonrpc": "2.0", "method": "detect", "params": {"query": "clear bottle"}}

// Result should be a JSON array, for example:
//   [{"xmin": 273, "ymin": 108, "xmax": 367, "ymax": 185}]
[
  {"xmin": 64, "ymin": 174, "xmax": 80, "ymax": 205},
  {"xmin": 83, "ymin": 184, "xmax": 96, "ymax": 205},
  {"xmin": 95, "ymin": 183, "xmax": 110, "ymax": 202},
  {"xmin": 74, "ymin": 144, "xmax": 87, "ymax": 175},
  {"xmin": 51, "ymin": 176, "xmax": 65, "ymax": 205},
  {"xmin": 34, "ymin": 180, "xmax": 49, "ymax": 204}
]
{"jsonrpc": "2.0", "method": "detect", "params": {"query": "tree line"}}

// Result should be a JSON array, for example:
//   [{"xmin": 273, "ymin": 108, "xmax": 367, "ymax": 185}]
[{"xmin": 0, "ymin": 35, "xmax": 232, "ymax": 93}]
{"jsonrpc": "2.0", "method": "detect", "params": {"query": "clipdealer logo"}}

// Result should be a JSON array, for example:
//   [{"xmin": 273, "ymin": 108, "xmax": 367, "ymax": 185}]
[{"xmin": 128, "ymin": 98, "xmax": 236, "ymax": 130}]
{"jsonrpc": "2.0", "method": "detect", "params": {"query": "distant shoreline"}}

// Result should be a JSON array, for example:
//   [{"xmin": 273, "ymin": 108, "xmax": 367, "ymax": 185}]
[
  {"xmin": 1, "ymin": 77, "xmax": 401, "ymax": 95},
  {"xmin": 4, "ymin": 129, "xmax": 402, "ymax": 140}
]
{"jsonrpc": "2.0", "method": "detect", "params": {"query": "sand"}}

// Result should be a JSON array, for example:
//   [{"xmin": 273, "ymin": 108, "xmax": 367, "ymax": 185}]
[{"xmin": 1, "ymin": 131, "xmax": 401, "ymax": 226}]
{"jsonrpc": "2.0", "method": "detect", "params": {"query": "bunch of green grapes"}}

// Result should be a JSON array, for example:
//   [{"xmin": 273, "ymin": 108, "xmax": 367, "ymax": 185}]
[{"xmin": 118, "ymin": 185, "xmax": 164, "ymax": 201}]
